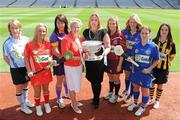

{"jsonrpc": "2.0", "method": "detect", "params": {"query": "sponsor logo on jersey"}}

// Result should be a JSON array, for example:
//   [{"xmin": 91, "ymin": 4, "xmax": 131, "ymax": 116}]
[
  {"xmin": 135, "ymin": 54, "xmax": 150, "ymax": 64},
  {"xmin": 34, "ymin": 55, "xmax": 50, "ymax": 63}
]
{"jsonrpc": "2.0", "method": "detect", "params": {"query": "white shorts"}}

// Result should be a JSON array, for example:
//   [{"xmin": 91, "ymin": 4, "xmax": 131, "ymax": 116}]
[{"xmin": 64, "ymin": 64, "xmax": 82, "ymax": 93}]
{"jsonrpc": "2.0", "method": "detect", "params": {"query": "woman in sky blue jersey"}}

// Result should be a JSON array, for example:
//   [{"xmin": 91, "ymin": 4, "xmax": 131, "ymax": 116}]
[{"xmin": 3, "ymin": 19, "xmax": 34, "ymax": 115}]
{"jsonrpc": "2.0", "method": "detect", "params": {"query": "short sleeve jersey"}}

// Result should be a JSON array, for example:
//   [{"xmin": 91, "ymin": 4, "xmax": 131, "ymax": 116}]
[
  {"xmin": 132, "ymin": 41, "xmax": 160, "ymax": 69},
  {"xmin": 50, "ymin": 32, "xmax": 66, "ymax": 53},
  {"xmin": 108, "ymin": 31, "xmax": 127, "ymax": 60},
  {"xmin": 24, "ymin": 40, "xmax": 52, "ymax": 85},
  {"xmin": 153, "ymin": 39, "xmax": 176, "ymax": 70},
  {"xmin": 122, "ymin": 29, "xmax": 141, "ymax": 56},
  {"xmin": 3, "ymin": 35, "xmax": 29, "ymax": 68}
]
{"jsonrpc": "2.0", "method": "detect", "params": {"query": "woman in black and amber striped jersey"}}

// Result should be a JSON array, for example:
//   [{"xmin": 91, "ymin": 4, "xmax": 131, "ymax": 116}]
[{"xmin": 149, "ymin": 23, "xmax": 176, "ymax": 109}]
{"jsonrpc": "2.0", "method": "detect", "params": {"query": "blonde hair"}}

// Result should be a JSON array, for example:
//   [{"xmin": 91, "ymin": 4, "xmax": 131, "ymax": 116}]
[
  {"xmin": 70, "ymin": 18, "xmax": 82, "ymax": 30},
  {"xmin": 32, "ymin": 23, "xmax": 48, "ymax": 43},
  {"xmin": 107, "ymin": 16, "xmax": 119, "ymax": 33},
  {"xmin": 88, "ymin": 13, "xmax": 101, "ymax": 29},
  {"xmin": 8, "ymin": 19, "xmax": 22, "ymax": 35},
  {"xmin": 125, "ymin": 14, "xmax": 142, "ymax": 30}
]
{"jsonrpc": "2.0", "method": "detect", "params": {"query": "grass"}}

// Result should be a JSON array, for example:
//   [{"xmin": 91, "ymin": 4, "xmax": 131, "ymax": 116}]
[{"xmin": 0, "ymin": 8, "xmax": 179, "ymax": 72}]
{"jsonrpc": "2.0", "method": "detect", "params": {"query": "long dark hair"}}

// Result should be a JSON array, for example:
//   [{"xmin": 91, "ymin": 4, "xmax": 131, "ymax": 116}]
[
  {"xmin": 153, "ymin": 23, "xmax": 174, "ymax": 49},
  {"xmin": 54, "ymin": 14, "xmax": 68, "ymax": 34}
]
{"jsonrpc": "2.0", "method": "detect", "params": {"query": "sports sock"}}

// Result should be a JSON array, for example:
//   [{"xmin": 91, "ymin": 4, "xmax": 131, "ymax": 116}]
[
  {"xmin": 56, "ymin": 88, "xmax": 61, "ymax": 100},
  {"xmin": 35, "ymin": 97, "xmax": 40, "ymax": 106},
  {"xmin": 109, "ymin": 80, "xmax": 114, "ymax": 92},
  {"xmin": 155, "ymin": 89, "xmax": 163, "ymax": 101},
  {"xmin": 149, "ymin": 87, "xmax": 155, "ymax": 99},
  {"xmin": 63, "ymin": 83, "xmax": 68, "ymax": 95},
  {"xmin": 44, "ymin": 94, "xmax": 49, "ymax": 104},
  {"xmin": 125, "ymin": 79, "xmax": 130, "ymax": 91},
  {"xmin": 114, "ymin": 81, "xmax": 120, "ymax": 95}
]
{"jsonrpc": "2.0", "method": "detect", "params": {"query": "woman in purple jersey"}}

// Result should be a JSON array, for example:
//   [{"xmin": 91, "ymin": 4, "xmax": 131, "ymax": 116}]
[
  {"xmin": 120, "ymin": 14, "xmax": 142, "ymax": 104},
  {"xmin": 50, "ymin": 14, "xmax": 69, "ymax": 108}
]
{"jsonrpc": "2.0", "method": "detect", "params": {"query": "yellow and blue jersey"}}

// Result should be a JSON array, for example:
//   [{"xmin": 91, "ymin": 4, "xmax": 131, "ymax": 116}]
[{"xmin": 122, "ymin": 29, "xmax": 141, "ymax": 71}]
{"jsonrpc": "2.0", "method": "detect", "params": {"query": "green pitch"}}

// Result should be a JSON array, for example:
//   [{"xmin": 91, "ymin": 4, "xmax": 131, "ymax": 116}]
[{"xmin": 0, "ymin": 8, "xmax": 179, "ymax": 72}]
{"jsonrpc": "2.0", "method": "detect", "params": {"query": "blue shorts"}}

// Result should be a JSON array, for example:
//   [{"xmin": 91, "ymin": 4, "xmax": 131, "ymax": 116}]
[
  {"xmin": 53, "ymin": 63, "xmax": 65, "ymax": 76},
  {"xmin": 129, "ymin": 70, "xmax": 152, "ymax": 88}
]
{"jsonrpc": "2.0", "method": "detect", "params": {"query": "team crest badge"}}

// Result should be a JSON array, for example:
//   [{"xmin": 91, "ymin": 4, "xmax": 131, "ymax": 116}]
[
  {"xmin": 113, "ymin": 39, "xmax": 118, "ymax": 45},
  {"xmin": 145, "ymin": 50, "xmax": 151, "ymax": 55},
  {"xmin": 135, "ymin": 49, "xmax": 139, "ymax": 53}
]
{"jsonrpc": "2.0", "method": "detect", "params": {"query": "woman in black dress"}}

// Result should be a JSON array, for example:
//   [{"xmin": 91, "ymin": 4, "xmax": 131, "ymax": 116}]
[{"xmin": 82, "ymin": 13, "xmax": 111, "ymax": 108}]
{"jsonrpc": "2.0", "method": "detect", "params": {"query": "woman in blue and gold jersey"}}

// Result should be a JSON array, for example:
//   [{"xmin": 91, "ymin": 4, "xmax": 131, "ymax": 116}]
[
  {"xmin": 127, "ymin": 26, "xmax": 159, "ymax": 116},
  {"xmin": 149, "ymin": 23, "xmax": 176, "ymax": 109},
  {"xmin": 120, "ymin": 14, "xmax": 142, "ymax": 103}
]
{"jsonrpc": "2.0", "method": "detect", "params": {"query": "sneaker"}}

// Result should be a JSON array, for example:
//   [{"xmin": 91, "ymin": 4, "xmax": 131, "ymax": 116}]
[
  {"xmin": 21, "ymin": 105, "xmax": 32, "ymax": 114},
  {"xmin": 77, "ymin": 102, "xmax": 83, "ymax": 107},
  {"xmin": 57, "ymin": 98, "xmax": 65, "ymax": 108},
  {"xmin": 147, "ymin": 99, "xmax": 155, "ymax": 105},
  {"xmin": 103, "ymin": 92, "xmax": 113, "ymax": 100},
  {"xmin": 44, "ymin": 103, "xmax": 51, "ymax": 114},
  {"xmin": 135, "ymin": 107, "xmax": 145, "ymax": 116},
  {"xmin": 109, "ymin": 94, "xmax": 119, "ymax": 103},
  {"xmin": 127, "ymin": 103, "xmax": 138, "ymax": 111},
  {"xmin": 64, "ymin": 93, "xmax": 70, "ymax": 98},
  {"xmin": 26, "ymin": 100, "xmax": 35, "ymax": 108},
  {"xmin": 36, "ymin": 105, "xmax": 43, "ymax": 116},
  {"xmin": 119, "ymin": 90, "xmax": 127, "ymax": 98},
  {"xmin": 124, "ymin": 95, "xmax": 132, "ymax": 103},
  {"xmin": 70, "ymin": 103, "xmax": 82, "ymax": 114},
  {"xmin": 153, "ymin": 100, "xmax": 160, "ymax": 109}
]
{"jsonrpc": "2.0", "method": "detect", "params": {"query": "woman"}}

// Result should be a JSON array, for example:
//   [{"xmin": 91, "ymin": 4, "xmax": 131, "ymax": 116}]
[
  {"xmin": 103, "ymin": 16, "xmax": 127, "ymax": 103},
  {"xmin": 82, "ymin": 13, "xmax": 111, "ymax": 108},
  {"xmin": 149, "ymin": 23, "xmax": 176, "ymax": 109},
  {"xmin": 61, "ymin": 18, "xmax": 83, "ymax": 114},
  {"xmin": 127, "ymin": 26, "xmax": 159, "ymax": 116},
  {"xmin": 50, "ymin": 14, "xmax": 69, "ymax": 109},
  {"xmin": 25, "ymin": 23, "xmax": 54, "ymax": 116},
  {"xmin": 120, "ymin": 14, "xmax": 142, "ymax": 103},
  {"xmin": 3, "ymin": 19, "xmax": 34, "ymax": 114}
]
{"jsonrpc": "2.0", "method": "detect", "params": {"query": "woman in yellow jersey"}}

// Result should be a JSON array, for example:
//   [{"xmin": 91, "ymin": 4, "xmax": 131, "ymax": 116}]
[{"xmin": 149, "ymin": 23, "xmax": 176, "ymax": 109}]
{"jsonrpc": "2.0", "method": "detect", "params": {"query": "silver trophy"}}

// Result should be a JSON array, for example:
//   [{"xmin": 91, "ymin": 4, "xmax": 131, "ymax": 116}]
[{"xmin": 81, "ymin": 41, "xmax": 102, "ymax": 61}]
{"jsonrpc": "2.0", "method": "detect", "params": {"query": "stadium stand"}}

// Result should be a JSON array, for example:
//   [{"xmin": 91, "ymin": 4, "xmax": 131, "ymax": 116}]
[
  {"xmin": 31, "ymin": 0, "xmax": 56, "ymax": 7},
  {"xmin": 76, "ymin": 0, "xmax": 95, "ymax": 8},
  {"xmin": 0, "ymin": 0, "xmax": 179, "ymax": 9},
  {"xmin": 0, "ymin": 0, "xmax": 16, "ymax": 7},
  {"xmin": 53, "ymin": 0, "xmax": 76, "ymax": 8},
  {"xmin": 134, "ymin": 0, "xmax": 160, "ymax": 8},
  {"xmin": 96, "ymin": 0, "xmax": 117, "ymax": 8},
  {"xmin": 151, "ymin": 0, "xmax": 173, "ymax": 9},
  {"xmin": 116, "ymin": 0, "xmax": 139, "ymax": 8},
  {"xmin": 8, "ymin": 0, "xmax": 36, "ymax": 7},
  {"xmin": 166, "ymin": 0, "xmax": 180, "ymax": 9}
]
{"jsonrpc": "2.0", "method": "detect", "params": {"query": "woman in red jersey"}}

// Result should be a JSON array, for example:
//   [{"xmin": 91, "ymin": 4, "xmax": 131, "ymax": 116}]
[{"xmin": 25, "ymin": 23, "xmax": 54, "ymax": 117}]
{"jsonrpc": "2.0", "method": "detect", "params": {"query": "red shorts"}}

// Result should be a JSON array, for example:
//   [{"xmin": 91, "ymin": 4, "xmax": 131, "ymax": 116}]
[{"xmin": 106, "ymin": 59, "xmax": 123, "ymax": 74}]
